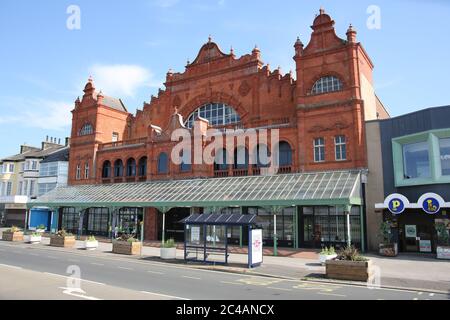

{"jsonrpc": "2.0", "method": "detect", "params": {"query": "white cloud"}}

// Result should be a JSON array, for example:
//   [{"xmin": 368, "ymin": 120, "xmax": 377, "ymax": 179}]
[
  {"xmin": 89, "ymin": 64, "xmax": 161, "ymax": 97},
  {"xmin": 0, "ymin": 97, "xmax": 72, "ymax": 131}
]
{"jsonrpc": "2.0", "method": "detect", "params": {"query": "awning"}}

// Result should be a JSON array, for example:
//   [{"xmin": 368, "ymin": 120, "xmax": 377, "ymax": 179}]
[
  {"xmin": 181, "ymin": 213, "xmax": 257, "ymax": 226},
  {"xmin": 29, "ymin": 170, "xmax": 363, "ymax": 209}
]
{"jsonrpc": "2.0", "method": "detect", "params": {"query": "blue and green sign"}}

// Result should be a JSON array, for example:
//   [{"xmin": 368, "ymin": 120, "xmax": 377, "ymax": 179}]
[{"xmin": 418, "ymin": 193, "xmax": 443, "ymax": 215}]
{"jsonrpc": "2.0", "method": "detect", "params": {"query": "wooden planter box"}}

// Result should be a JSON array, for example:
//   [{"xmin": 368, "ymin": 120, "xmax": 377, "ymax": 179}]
[
  {"xmin": 112, "ymin": 241, "xmax": 141, "ymax": 255},
  {"xmin": 326, "ymin": 259, "xmax": 373, "ymax": 282},
  {"xmin": 2, "ymin": 231, "xmax": 24, "ymax": 242},
  {"xmin": 50, "ymin": 236, "xmax": 76, "ymax": 248}
]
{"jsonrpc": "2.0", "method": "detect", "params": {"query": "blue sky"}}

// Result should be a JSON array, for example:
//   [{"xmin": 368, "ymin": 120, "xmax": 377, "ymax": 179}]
[{"xmin": 0, "ymin": 0, "xmax": 449, "ymax": 158}]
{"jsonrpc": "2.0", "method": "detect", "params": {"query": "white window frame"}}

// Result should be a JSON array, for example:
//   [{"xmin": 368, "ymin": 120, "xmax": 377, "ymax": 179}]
[
  {"xmin": 314, "ymin": 138, "xmax": 325, "ymax": 163},
  {"xmin": 84, "ymin": 163, "xmax": 89, "ymax": 179},
  {"xmin": 112, "ymin": 132, "xmax": 119, "ymax": 142},
  {"xmin": 335, "ymin": 135, "xmax": 347, "ymax": 161},
  {"xmin": 76, "ymin": 164, "xmax": 81, "ymax": 180},
  {"xmin": 6, "ymin": 182, "xmax": 12, "ymax": 196}
]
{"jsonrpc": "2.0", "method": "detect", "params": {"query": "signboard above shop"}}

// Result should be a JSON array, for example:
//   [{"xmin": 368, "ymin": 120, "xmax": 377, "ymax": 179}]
[{"xmin": 376, "ymin": 193, "xmax": 449, "ymax": 215}]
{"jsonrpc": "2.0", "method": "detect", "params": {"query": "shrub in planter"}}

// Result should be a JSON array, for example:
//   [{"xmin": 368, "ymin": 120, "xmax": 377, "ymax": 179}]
[
  {"xmin": 2, "ymin": 226, "xmax": 24, "ymax": 242},
  {"xmin": 50, "ymin": 229, "xmax": 76, "ymax": 248},
  {"xmin": 435, "ymin": 222, "xmax": 450, "ymax": 260},
  {"xmin": 318, "ymin": 246, "xmax": 337, "ymax": 265},
  {"xmin": 84, "ymin": 235, "xmax": 98, "ymax": 251},
  {"xmin": 378, "ymin": 221, "xmax": 398, "ymax": 257},
  {"xmin": 24, "ymin": 232, "xmax": 42, "ymax": 244},
  {"xmin": 112, "ymin": 234, "xmax": 142, "ymax": 255},
  {"xmin": 36, "ymin": 224, "xmax": 46, "ymax": 233},
  {"xmin": 160, "ymin": 238, "xmax": 177, "ymax": 260},
  {"xmin": 325, "ymin": 246, "xmax": 373, "ymax": 282}
]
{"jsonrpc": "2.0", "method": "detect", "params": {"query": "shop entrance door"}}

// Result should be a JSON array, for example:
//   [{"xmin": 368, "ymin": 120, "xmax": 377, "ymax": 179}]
[{"xmin": 399, "ymin": 211, "xmax": 434, "ymax": 253}]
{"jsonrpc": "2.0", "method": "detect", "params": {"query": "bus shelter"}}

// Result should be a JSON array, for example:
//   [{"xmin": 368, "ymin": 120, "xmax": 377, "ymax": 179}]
[{"xmin": 181, "ymin": 213, "xmax": 260, "ymax": 266}]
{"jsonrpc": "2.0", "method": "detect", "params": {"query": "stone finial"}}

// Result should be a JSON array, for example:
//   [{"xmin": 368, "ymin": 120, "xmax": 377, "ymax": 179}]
[
  {"xmin": 346, "ymin": 23, "xmax": 357, "ymax": 43},
  {"xmin": 319, "ymin": 7, "xmax": 325, "ymax": 15}
]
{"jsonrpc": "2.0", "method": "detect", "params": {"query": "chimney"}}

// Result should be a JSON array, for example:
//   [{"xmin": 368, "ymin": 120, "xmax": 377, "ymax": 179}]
[{"xmin": 65, "ymin": 137, "xmax": 71, "ymax": 147}]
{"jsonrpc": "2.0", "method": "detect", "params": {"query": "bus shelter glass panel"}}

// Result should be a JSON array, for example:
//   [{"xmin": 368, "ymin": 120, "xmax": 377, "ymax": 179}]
[
  {"xmin": 205, "ymin": 225, "xmax": 227, "ymax": 263},
  {"xmin": 185, "ymin": 224, "xmax": 205, "ymax": 262}
]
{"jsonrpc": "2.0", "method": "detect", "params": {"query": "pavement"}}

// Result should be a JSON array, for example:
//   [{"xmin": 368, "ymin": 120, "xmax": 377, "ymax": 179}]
[
  {"xmin": 1, "ymin": 228, "xmax": 450, "ymax": 295},
  {"xmin": 0, "ymin": 240, "xmax": 448, "ymax": 300}
]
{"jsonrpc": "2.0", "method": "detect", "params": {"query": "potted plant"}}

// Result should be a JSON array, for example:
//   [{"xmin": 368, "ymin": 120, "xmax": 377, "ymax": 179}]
[
  {"xmin": 84, "ymin": 235, "xmax": 98, "ymax": 251},
  {"xmin": 318, "ymin": 246, "xmax": 337, "ymax": 265},
  {"xmin": 24, "ymin": 231, "xmax": 42, "ymax": 244},
  {"xmin": 435, "ymin": 222, "xmax": 450, "ymax": 260},
  {"xmin": 112, "ymin": 234, "xmax": 142, "ymax": 255},
  {"xmin": 160, "ymin": 238, "xmax": 177, "ymax": 260},
  {"xmin": 325, "ymin": 246, "xmax": 373, "ymax": 282},
  {"xmin": 2, "ymin": 226, "xmax": 24, "ymax": 242},
  {"xmin": 378, "ymin": 221, "xmax": 398, "ymax": 257},
  {"xmin": 50, "ymin": 229, "xmax": 76, "ymax": 248},
  {"xmin": 36, "ymin": 224, "xmax": 46, "ymax": 233}
]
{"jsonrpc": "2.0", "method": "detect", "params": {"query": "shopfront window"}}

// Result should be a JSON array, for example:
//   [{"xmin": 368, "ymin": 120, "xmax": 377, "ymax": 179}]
[
  {"xmin": 117, "ymin": 208, "xmax": 142, "ymax": 237},
  {"xmin": 61, "ymin": 208, "xmax": 79, "ymax": 234},
  {"xmin": 402, "ymin": 141, "xmax": 430, "ymax": 179},
  {"xmin": 248, "ymin": 207, "xmax": 295, "ymax": 246},
  {"xmin": 439, "ymin": 138, "xmax": 450, "ymax": 176},
  {"xmin": 87, "ymin": 208, "xmax": 109, "ymax": 236},
  {"xmin": 301, "ymin": 206, "xmax": 361, "ymax": 248}
]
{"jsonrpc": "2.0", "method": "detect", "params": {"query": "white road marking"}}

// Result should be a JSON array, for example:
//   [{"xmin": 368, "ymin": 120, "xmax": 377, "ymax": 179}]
[
  {"xmin": 59, "ymin": 287, "xmax": 101, "ymax": 300},
  {"xmin": 43, "ymin": 272, "xmax": 105, "ymax": 286},
  {"xmin": 268, "ymin": 287, "xmax": 292, "ymax": 292},
  {"xmin": 140, "ymin": 290, "xmax": 190, "ymax": 300},
  {"xmin": 429, "ymin": 293, "xmax": 435, "ymax": 297},
  {"xmin": 91, "ymin": 262, "xmax": 104, "ymax": 266},
  {"xmin": 0, "ymin": 263, "xmax": 22, "ymax": 270},
  {"xmin": 46, "ymin": 256, "xmax": 57, "ymax": 259},
  {"xmin": 30, "ymin": 253, "xmax": 39, "ymax": 256},
  {"xmin": 182, "ymin": 276, "xmax": 201, "ymax": 280},
  {"xmin": 220, "ymin": 281, "xmax": 243, "ymax": 286},
  {"xmin": 417, "ymin": 292, "xmax": 423, "ymax": 295},
  {"xmin": 317, "ymin": 292, "xmax": 347, "ymax": 297},
  {"xmin": 67, "ymin": 259, "xmax": 80, "ymax": 263},
  {"xmin": 118, "ymin": 266, "xmax": 133, "ymax": 271},
  {"xmin": 147, "ymin": 270, "xmax": 164, "ymax": 275}
]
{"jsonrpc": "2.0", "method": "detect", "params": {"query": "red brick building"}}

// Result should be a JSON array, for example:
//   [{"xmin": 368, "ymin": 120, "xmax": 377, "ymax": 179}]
[{"xmin": 49, "ymin": 9, "xmax": 389, "ymax": 250}]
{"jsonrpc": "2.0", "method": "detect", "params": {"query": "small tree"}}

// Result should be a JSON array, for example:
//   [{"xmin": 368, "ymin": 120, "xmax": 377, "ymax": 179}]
[
  {"xmin": 435, "ymin": 223, "xmax": 450, "ymax": 246},
  {"xmin": 378, "ymin": 221, "xmax": 392, "ymax": 245}
]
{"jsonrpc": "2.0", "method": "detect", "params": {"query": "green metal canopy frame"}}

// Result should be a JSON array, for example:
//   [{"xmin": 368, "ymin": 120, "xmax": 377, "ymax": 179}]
[{"xmin": 28, "ymin": 170, "xmax": 363, "ymax": 209}]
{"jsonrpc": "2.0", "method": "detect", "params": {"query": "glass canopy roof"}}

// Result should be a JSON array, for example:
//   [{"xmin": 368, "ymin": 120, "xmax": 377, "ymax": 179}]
[{"xmin": 29, "ymin": 170, "xmax": 362, "ymax": 209}]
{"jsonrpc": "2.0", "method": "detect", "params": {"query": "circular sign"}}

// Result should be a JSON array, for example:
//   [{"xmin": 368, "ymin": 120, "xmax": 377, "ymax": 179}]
[
  {"xmin": 388, "ymin": 197, "xmax": 405, "ymax": 215},
  {"xmin": 422, "ymin": 197, "xmax": 440, "ymax": 214},
  {"xmin": 418, "ymin": 193, "xmax": 444, "ymax": 215}
]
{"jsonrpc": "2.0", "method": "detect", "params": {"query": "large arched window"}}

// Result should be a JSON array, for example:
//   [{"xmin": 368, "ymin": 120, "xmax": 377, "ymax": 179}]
[
  {"xmin": 157, "ymin": 153, "xmax": 168, "ymax": 174},
  {"xmin": 126, "ymin": 158, "xmax": 136, "ymax": 177},
  {"xmin": 79, "ymin": 123, "xmax": 94, "ymax": 136},
  {"xmin": 214, "ymin": 148, "xmax": 229, "ymax": 171},
  {"xmin": 276, "ymin": 141, "xmax": 293, "ymax": 167},
  {"xmin": 180, "ymin": 150, "xmax": 191, "ymax": 172},
  {"xmin": 138, "ymin": 157, "xmax": 147, "ymax": 176},
  {"xmin": 102, "ymin": 161, "xmax": 111, "ymax": 178},
  {"xmin": 234, "ymin": 147, "xmax": 249, "ymax": 169},
  {"xmin": 252, "ymin": 144, "xmax": 271, "ymax": 168},
  {"xmin": 185, "ymin": 103, "xmax": 241, "ymax": 129},
  {"xmin": 114, "ymin": 159, "xmax": 123, "ymax": 177},
  {"xmin": 311, "ymin": 76, "xmax": 343, "ymax": 95}
]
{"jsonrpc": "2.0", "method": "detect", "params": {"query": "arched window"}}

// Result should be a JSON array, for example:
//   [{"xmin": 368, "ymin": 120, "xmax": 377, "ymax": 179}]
[
  {"xmin": 102, "ymin": 161, "xmax": 111, "ymax": 178},
  {"xmin": 214, "ymin": 148, "xmax": 229, "ymax": 171},
  {"xmin": 311, "ymin": 76, "xmax": 343, "ymax": 95},
  {"xmin": 157, "ymin": 153, "xmax": 168, "ymax": 174},
  {"xmin": 234, "ymin": 147, "xmax": 249, "ymax": 169},
  {"xmin": 185, "ymin": 103, "xmax": 241, "ymax": 129},
  {"xmin": 79, "ymin": 123, "xmax": 94, "ymax": 136},
  {"xmin": 126, "ymin": 158, "xmax": 136, "ymax": 177},
  {"xmin": 138, "ymin": 157, "xmax": 147, "ymax": 176},
  {"xmin": 253, "ymin": 144, "xmax": 271, "ymax": 168},
  {"xmin": 180, "ymin": 150, "xmax": 191, "ymax": 172},
  {"xmin": 277, "ymin": 141, "xmax": 292, "ymax": 167},
  {"xmin": 114, "ymin": 159, "xmax": 123, "ymax": 177}
]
